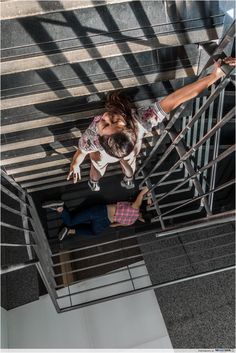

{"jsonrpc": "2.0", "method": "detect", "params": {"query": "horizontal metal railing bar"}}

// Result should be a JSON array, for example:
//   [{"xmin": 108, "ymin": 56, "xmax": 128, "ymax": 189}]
[
  {"xmin": 58, "ymin": 273, "xmax": 150, "ymax": 299},
  {"xmin": 150, "ymin": 199, "xmax": 192, "ymax": 210},
  {"xmin": 156, "ymin": 144, "xmax": 236, "ymax": 203},
  {"xmin": 47, "ymin": 178, "xmax": 189, "ymax": 222},
  {"xmin": 0, "ymin": 221, "xmax": 35, "ymax": 233},
  {"xmin": 58, "ymin": 265, "xmax": 235, "ymax": 312},
  {"xmin": 189, "ymin": 252, "xmax": 235, "ymax": 267},
  {"xmin": 48, "ymin": 206, "xmax": 201, "ymax": 234},
  {"xmin": 2, "ymin": 14, "xmax": 224, "ymax": 54},
  {"xmin": 157, "ymin": 207, "xmax": 203, "ymax": 221},
  {"xmin": 47, "ymin": 183, "xmax": 190, "ymax": 229},
  {"xmin": 140, "ymin": 77, "xmax": 232, "ymax": 187},
  {"xmin": 170, "ymin": 252, "xmax": 235, "ymax": 270},
  {"xmin": 56, "ymin": 263, "xmax": 146, "ymax": 290},
  {"xmin": 58, "ymin": 251, "xmax": 235, "ymax": 300},
  {"xmin": 53, "ymin": 230, "xmax": 234, "ymax": 268},
  {"xmin": 55, "ymin": 262, "xmax": 147, "ymax": 289},
  {"xmin": 0, "ymin": 242, "xmax": 36, "ymax": 247},
  {"xmin": 54, "ymin": 235, "xmax": 235, "ymax": 278},
  {"xmin": 1, "ymin": 185, "xmax": 30, "ymax": 208},
  {"xmin": 1, "ymin": 169, "xmax": 26, "ymax": 195},
  {"xmin": 155, "ymin": 211, "xmax": 235, "ymax": 237},
  {"xmin": 1, "ymin": 259, "xmax": 39, "ymax": 275},
  {"xmin": 53, "ymin": 239, "xmax": 154, "ymax": 267},
  {"xmin": 148, "ymin": 106, "xmax": 234, "ymax": 193},
  {"xmin": 0, "ymin": 202, "xmax": 33, "ymax": 220},
  {"xmin": 52, "ymin": 211, "xmax": 235, "ymax": 259},
  {"xmin": 156, "ymin": 179, "xmax": 235, "ymax": 219}
]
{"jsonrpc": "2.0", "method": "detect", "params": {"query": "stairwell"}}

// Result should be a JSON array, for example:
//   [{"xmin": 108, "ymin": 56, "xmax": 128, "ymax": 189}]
[{"xmin": 1, "ymin": 0, "xmax": 235, "ymax": 349}]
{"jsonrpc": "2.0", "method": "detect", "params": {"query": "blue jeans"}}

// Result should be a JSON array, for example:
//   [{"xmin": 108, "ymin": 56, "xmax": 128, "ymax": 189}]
[{"xmin": 60, "ymin": 205, "xmax": 110, "ymax": 237}]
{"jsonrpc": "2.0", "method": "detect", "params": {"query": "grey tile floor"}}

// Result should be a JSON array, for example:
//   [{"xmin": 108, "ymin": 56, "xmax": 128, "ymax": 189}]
[{"xmin": 139, "ymin": 223, "xmax": 235, "ymax": 348}]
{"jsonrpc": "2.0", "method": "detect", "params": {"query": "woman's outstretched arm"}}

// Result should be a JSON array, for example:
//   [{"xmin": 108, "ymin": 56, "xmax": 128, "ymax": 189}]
[
  {"xmin": 132, "ymin": 186, "xmax": 149, "ymax": 209},
  {"xmin": 160, "ymin": 57, "xmax": 236, "ymax": 114}
]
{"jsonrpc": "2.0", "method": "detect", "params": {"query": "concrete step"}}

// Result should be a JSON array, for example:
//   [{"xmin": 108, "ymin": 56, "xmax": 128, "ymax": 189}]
[
  {"xmin": 1, "ymin": 129, "xmax": 81, "ymax": 152},
  {"xmin": 0, "ymin": 98, "xmax": 168, "ymax": 135},
  {"xmin": 1, "ymin": 0, "xmax": 130, "ymax": 20},
  {"xmin": 1, "ymin": 76, "xmax": 195, "ymax": 119},
  {"xmin": 1, "ymin": 66, "xmax": 198, "ymax": 110},
  {"xmin": 1, "ymin": 44, "xmax": 199, "ymax": 96},
  {"xmin": 1, "ymin": 27, "xmax": 222, "ymax": 75},
  {"xmin": 26, "ymin": 165, "xmax": 186, "ymax": 194},
  {"xmin": 1, "ymin": 2, "xmax": 223, "ymax": 58}
]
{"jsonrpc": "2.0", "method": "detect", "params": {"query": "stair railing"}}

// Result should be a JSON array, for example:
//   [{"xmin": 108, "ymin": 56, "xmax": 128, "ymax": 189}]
[
  {"xmin": 1, "ymin": 168, "xmax": 235, "ymax": 312},
  {"xmin": 136, "ymin": 20, "xmax": 236, "ymax": 228},
  {"xmin": 1, "ymin": 169, "xmax": 60, "ymax": 312}
]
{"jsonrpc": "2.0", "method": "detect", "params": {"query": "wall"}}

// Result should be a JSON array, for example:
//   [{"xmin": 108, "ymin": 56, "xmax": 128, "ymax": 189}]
[
  {"xmin": 1, "ymin": 307, "xmax": 9, "ymax": 348},
  {"xmin": 6, "ymin": 291, "xmax": 172, "ymax": 349},
  {"xmin": 5, "ymin": 261, "xmax": 173, "ymax": 349}
]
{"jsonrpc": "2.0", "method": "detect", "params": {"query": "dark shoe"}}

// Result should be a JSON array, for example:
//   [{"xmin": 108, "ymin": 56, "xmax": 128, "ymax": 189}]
[
  {"xmin": 121, "ymin": 177, "xmax": 135, "ymax": 189},
  {"xmin": 58, "ymin": 227, "xmax": 68, "ymax": 241},
  {"xmin": 88, "ymin": 180, "xmax": 100, "ymax": 191},
  {"xmin": 42, "ymin": 200, "xmax": 64, "ymax": 210}
]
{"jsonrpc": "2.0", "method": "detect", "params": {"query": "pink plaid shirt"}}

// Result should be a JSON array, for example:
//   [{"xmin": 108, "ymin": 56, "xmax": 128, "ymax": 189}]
[{"xmin": 114, "ymin": 202, "xmax": 139, "ymax": 225}]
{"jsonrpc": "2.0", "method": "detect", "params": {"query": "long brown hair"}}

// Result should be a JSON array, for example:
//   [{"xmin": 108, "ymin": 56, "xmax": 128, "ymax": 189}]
[{"xmin": 105, "ymin": 90, "xmax": 136, "ymax": 131}]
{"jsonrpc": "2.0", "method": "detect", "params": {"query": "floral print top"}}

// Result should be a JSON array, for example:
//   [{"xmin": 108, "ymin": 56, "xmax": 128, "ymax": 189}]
[{"xmin": 78, "ymin": 100, "xmax": 169, "ymax": 153}]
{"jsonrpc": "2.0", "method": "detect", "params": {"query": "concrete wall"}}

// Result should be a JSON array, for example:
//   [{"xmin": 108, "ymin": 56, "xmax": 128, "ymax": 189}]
[
  {"xmin": 4, "ymin": 261, "xmax": 172, "ymax": 349},
  {"xmin": 6, "ymin": 290, "xmax": 172, "ymax": 349},
  {"xmin": 1, "ymin": 307, "xmax": 9, "ymax": 348}
]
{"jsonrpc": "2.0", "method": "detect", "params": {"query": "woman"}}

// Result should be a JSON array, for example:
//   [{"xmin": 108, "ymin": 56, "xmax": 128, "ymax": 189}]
[
  {"xmin": 67, "ymin": 57, "xmax": 235, "ymax": 191},
  {"xmin": 42, "ymin": 187, "xmax": 150, "ymax": 241}
]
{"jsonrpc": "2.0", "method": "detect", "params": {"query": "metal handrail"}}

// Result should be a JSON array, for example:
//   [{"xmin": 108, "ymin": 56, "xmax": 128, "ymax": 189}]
[{"xmin": 156, "ymin": 144, "xmax": 235, "ymax": 204}]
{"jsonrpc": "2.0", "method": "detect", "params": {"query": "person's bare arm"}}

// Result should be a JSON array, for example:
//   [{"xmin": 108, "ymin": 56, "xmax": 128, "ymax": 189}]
[
  {"xmin": 160, "ymin": 57, "xmax": 236, "ymax": 114},
  {"xmin": 67, "ymin": 149, "xmax": 87, "ymax": 183},
  {"xmin": 131, "ymin": 186, "xmax": 149, "ymax": 209},
  {"xmin": 110, "ymin": 223, "xmax": 127, "ymax": 227}
]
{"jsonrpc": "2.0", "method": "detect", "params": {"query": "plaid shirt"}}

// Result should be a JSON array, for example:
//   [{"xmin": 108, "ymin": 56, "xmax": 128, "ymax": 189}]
[{"xmin": 114, "ymin": 202, "xmax": 139, "ymax": 225}]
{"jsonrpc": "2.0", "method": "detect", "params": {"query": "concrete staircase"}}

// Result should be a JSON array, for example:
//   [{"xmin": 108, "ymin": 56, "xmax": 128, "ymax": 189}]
[
  {"xmin": 1, "ymin": 0, "xmax": 235, "ymax": 318},
  {"xmin": 1, "ymin": 0, "xmax": 228, "ymax": 193}
]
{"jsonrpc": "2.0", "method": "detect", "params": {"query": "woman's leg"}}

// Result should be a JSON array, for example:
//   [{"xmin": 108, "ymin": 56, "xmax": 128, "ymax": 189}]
[
  {"xmin": 59, "ymin": 206, "xmax": 93, "ymax": 227},
  {"xmin": 91, "ymin": 205, "xmax": 111, "ymax": 235},
  {"xmin": 89, "ymin": 152, "xmax": 109, "ymax": 191},
  {"xmin": 90, "ymin": 163, "xmax": 102, "ymax": 182},
  {"xmin": 120, "ymin": 156, "xmax": 136, "ymax": 189},
  {"xmin": 73, "ymin": 224, "xmax": 95, "ymax": 237},
  {"xmin": 119, "ymin": 159, "xmax": 134, "ymax": 178}
]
